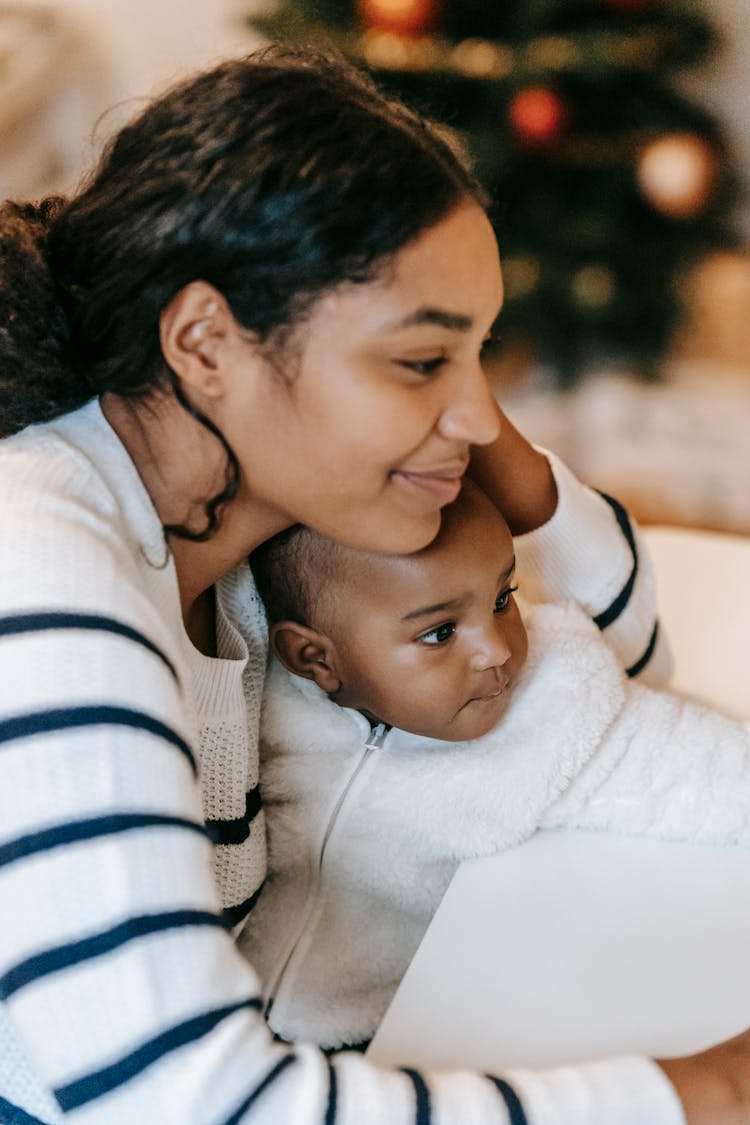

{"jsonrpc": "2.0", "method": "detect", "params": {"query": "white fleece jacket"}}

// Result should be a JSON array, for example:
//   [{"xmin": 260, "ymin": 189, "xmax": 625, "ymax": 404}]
[{"xmin": 242, "ymin": 599, "xmax": 750, "ymax": 1050}]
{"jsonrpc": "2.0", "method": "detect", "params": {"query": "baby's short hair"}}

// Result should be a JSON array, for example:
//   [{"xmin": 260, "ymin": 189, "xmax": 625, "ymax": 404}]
[
  {"xmin": 251, "ymin": 483, "xmax": 502, "ymax": 628},
  {"xmin": 250, "ymin": 524, "xmax": 344, "ymax": 627}
]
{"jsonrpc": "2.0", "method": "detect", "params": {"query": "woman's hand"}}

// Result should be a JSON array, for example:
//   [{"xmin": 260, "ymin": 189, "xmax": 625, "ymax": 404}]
[
  {"xmin": 468, "ymin": 403, "xmax": 558, "ymax": 536},
  {"xmin": 658, "ymin": 1028, "xmax": 750, "ymax": 1124}
]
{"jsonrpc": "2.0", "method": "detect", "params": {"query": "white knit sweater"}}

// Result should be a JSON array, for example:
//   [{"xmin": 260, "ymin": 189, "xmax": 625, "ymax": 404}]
[
  {"xmin": 0, "ymin": 398, "xmax": 683, "ymax": 1125},
  {"xmin": 246, "ymin": 598, "xmax": 750, "ymax": 1050}
]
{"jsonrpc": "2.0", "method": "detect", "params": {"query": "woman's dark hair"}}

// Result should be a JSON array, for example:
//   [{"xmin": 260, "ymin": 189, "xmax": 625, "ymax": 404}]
[{"xmin": 0, "ymin": 45, "xmax": 486, "ymax": 538}]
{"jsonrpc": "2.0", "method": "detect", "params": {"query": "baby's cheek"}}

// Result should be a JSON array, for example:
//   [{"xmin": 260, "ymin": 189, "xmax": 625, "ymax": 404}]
[{"xmin": 513, "ymin": 621, "xmax": 530, "ymax": 672}]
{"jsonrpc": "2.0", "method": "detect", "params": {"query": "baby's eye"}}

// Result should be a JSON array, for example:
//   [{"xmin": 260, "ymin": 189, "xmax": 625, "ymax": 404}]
[
  {"xmin": 419, "ymin": 622, "xmax": 456, "ymax": 645},
  {"xmin": 494, "ymin": 585, "xmax": 518, "ymax": 614},
  {"xmin": 400, "ymin": 357, "xmax": 448, "ymax": 377}
]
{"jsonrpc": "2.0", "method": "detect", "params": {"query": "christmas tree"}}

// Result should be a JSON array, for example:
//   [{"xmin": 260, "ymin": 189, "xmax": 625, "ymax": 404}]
[{"xmin": 250, "ymin": 0, "xmax": 741, "ymax": 384}]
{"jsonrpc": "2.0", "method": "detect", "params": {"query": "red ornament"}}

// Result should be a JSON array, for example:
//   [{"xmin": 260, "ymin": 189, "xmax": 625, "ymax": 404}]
[
  {"xmin": 509, "ymin": 87, "xmax": 566, "ymax": 146},
  {"xmin": 357, "ymin": 0, "xmax": 441, "ymax": 36}
]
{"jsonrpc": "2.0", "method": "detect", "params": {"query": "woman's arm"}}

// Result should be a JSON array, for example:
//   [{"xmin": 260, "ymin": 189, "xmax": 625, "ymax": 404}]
[
  {"xmin": 470, "ymin": 404, "xmax": 670, "ymax": 687},
  {"xmin": 469, "ymin": 404, "xmax": 559, "ymax": 536},
  {"xmin": 659, "ymin": 1033, "xmax": 750, "ymax": 1125}
]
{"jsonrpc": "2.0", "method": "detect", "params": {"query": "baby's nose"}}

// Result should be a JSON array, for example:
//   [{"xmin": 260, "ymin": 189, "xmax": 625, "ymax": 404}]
[{"xmin": 469, "ymin": 632, "xmax": 512, "ymax": 672}]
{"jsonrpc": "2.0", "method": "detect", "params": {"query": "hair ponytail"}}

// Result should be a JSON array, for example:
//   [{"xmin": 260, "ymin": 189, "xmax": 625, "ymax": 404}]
[{"xmin": 0, "ymin": 197, "xmax": 93, "ymax": 436}]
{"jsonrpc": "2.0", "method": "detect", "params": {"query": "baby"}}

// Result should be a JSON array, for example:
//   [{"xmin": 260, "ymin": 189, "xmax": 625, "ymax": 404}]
[{"xmin": 242, "ymin": 481, "xmax": 750, "ymax": 1051}]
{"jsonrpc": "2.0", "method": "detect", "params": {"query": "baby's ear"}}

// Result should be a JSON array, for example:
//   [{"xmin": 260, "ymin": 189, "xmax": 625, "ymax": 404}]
[{"xmin": 270, "ymin": 621, "xmax": 342, "ymax": 694}]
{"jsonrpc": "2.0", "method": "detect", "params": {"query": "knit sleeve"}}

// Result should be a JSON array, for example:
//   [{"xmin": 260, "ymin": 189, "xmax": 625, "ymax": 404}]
[
  {"xmin": 0, "ymin": 436, "xmax": 685, "ymax": 1125},
  {"xmin": 513, "ymin": 450, "xmax": 670, "ymax": 688}
]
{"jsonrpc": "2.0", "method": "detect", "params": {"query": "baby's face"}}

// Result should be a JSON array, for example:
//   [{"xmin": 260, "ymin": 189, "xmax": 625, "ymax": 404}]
[{"xmin": 328, "ymin": 492, "xmax": 528, "ymax": 741}]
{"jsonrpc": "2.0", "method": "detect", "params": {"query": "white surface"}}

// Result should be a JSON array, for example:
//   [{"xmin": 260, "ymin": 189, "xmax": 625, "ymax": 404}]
[
  {"xmin": 644, "ymin": 525, "xmax": 750, "ymax": 721},
  {"xmin": 369, "ymin": 830, "xmax": 750, "ymax": 1071},
  {"xmin": 369, "ymin": 525, "xmax": 750, "ymax": 1072}
]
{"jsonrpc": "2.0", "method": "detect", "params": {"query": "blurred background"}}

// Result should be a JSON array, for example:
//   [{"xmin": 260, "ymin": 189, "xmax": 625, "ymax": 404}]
[{"xmin": 4, "ymin": 0, "xmax": 750, "ymax": 533}]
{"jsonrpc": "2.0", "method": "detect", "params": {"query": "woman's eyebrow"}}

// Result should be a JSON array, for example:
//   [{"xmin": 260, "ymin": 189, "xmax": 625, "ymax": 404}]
[{"xmin": 388, "ymin": 307, "xmax": 474, "ymax": 332}]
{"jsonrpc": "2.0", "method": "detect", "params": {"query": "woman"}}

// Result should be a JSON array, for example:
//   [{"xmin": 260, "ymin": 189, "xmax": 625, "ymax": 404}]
[{"xmin": 0, "ymin": 45, "xmax": 747, "ymax": 1125}]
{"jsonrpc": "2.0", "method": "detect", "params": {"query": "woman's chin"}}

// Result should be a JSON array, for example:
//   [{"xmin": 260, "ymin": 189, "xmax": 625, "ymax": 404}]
[
  {"xmin": 325, "ymin": 509, "xmax": 442, "ymax": 556},
  {"xmin": 375, "ymin": 510, "xmax": 442, "ymax": 555}
]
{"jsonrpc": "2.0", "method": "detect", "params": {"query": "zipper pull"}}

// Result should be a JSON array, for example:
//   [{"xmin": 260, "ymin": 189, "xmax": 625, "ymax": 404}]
[{"xmin": 365, "ymin": 721, "xmax": 390, "ymax": 752}]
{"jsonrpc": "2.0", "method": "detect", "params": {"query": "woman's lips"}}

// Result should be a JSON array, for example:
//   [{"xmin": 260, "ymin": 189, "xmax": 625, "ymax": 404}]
[{"xmin": 392, "ymin": 463, "xmax": 468, "ymax": 505}]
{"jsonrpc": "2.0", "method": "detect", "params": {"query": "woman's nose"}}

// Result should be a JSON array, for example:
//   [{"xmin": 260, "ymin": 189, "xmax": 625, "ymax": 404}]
[{"xmin": 437, "ymin": 367, "xmax": 500, "ymax": 446}]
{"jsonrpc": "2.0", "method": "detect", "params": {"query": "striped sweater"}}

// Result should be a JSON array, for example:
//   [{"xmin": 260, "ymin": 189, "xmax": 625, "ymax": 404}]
[{"xmin": 0, "ymin": 398, "xmax": 683, "ymax": 1125}]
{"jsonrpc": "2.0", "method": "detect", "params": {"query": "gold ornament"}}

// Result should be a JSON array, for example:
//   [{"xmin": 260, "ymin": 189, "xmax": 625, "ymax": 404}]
[
  {"xmin": 362, "ymin": 30, "xmax": 411, "ymax": 69},
  {"xmin": 637, "ymin": 133, "xmax": 716, "ymax": 218},
  {"xmin": 525, "ymin": 35, "xmax": 581, "ymax": 71},
  {"xmin": 451, "ymin": 38, "xmax": 514, "ymax": 79},
  {"xmin": 362, "ymin": 29, "xmax": 439, "ymax": 70},
  {"xmin": 502, "ymin": 256, "xmax": 541, "ymax": 299},
  {"xmin": 572, "ymin": 264, "xmax": 616, "ymax": 308},
  {"xmin": 674, "ymin": 252, "xmax": 750, "ymax": 368},
  {"xmin": 612, "ymin": 32, "xmax": 660, "ymax": 67}
]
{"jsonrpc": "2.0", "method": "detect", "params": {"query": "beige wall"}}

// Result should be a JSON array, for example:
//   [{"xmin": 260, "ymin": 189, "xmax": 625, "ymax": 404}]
[
  {"xmin": 6, "ymin": 0, "xmax": 263, "ymax": 192},
  {"xmin": 688, "ymin": 0, "xmax": 750, "ymax": 234}
]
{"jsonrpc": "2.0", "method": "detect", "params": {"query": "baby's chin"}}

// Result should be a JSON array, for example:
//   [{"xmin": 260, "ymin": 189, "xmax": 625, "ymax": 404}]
[
  {"xmin": 450, "ymin": 691, "xmax": 513, "ymax": 742},
  {"xmin": 401, "ymin": 689, "xmax": 513, "ymax": 743}
]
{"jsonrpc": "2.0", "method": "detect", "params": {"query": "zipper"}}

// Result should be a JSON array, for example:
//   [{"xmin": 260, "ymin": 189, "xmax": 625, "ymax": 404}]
[{"xmin": 264, "ymin": 720, "xmax": 390, "ymax": 1019}]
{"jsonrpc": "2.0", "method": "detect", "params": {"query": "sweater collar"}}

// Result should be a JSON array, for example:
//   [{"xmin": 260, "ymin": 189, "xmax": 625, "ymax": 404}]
[{"xmin": 48, "ymin": 397, "xmax": 168, "ymax": 568}]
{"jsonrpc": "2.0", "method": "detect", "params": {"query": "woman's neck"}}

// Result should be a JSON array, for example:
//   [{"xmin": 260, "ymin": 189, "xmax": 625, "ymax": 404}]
[{"xmin": 100, "ymin": 391, "xmax": 291, "ymax": 619}]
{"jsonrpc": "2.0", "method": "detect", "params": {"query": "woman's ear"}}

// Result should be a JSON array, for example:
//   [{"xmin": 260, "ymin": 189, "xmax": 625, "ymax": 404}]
[
  {"xmin": 270, "ymin": 621, "xmax": 343, "ymax": 694},
  {"xmin": 159, "ymin": 281, "xmax": 237, "ymax": 399}
]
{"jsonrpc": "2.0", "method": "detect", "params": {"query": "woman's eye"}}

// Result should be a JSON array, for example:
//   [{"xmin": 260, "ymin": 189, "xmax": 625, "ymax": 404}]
[
  {"xmin": 419, "ymin": 622, "xmax": 456, "ymax": 645},
  {"xmin": 400, "ymin": 357, "xmax": 448, "ymax": 377},
  {"xmin": 494, "ymin": 585, "xmax": 518, "ymax": 614}
]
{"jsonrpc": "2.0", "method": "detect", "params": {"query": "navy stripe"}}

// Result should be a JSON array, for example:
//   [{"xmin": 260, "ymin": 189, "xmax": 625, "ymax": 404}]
[
  {"xmin": 324, "ymin": 1058, "xmax": 338, "ymax": 1125},
  {"xmin": 223, "ymin": 883, "xmax": 264, "ymax": 927},
  {"xmin": 593, "ymin": 491, "xmax": 638, "ymax": 631},
  {"xmin": 321, "ymin": 1037, "xmax": 371, "ymax": 1056},
  {"xmin": 0, "ymin": 706, "xmax": 195, "ymax": 774},
  {"xmin": 402, "ymin": 1068, "xmax": 431, "ymax": 1125},
  {"xmin": 54, "ymin": 998, "xmax": 262, "ymax": 1111},
  {"xmin": 0, "ymin": 1096, "xmax": 52, "ymax": 1125},
  {"xmin": 0, "ymin": 812, "xmax": 208, "ymax": 869},
  {"xmin": 205, "ymin": 786, "xmax": 262, "ymax": 845},
  {"xmin": 626, "ymin": 621, "xmax": 659, "ymax": 679},
  {"xmin": 0, "ymin": 910, "xmax": 229, "ymax": 999},
  {"xmin": 222, "ymin": 1054, "xmax": 296, "ymax": 1125},
  {"xmin": 0, "ymin": 612, "xmax": 179, "ymax": 686},
  {"xmin": 487, "ymin": 1075, "xmax": 528, "ymax": 1125},
  {"xmin": 596, "ymin": 490, "xmax": 637, "ymax": 557}
]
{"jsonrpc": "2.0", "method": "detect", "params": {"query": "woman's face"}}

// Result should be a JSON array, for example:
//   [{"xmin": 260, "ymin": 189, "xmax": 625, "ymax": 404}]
[{"xmin": 223, "ymin": 200, "xmax": 504, "ymax": 554}]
